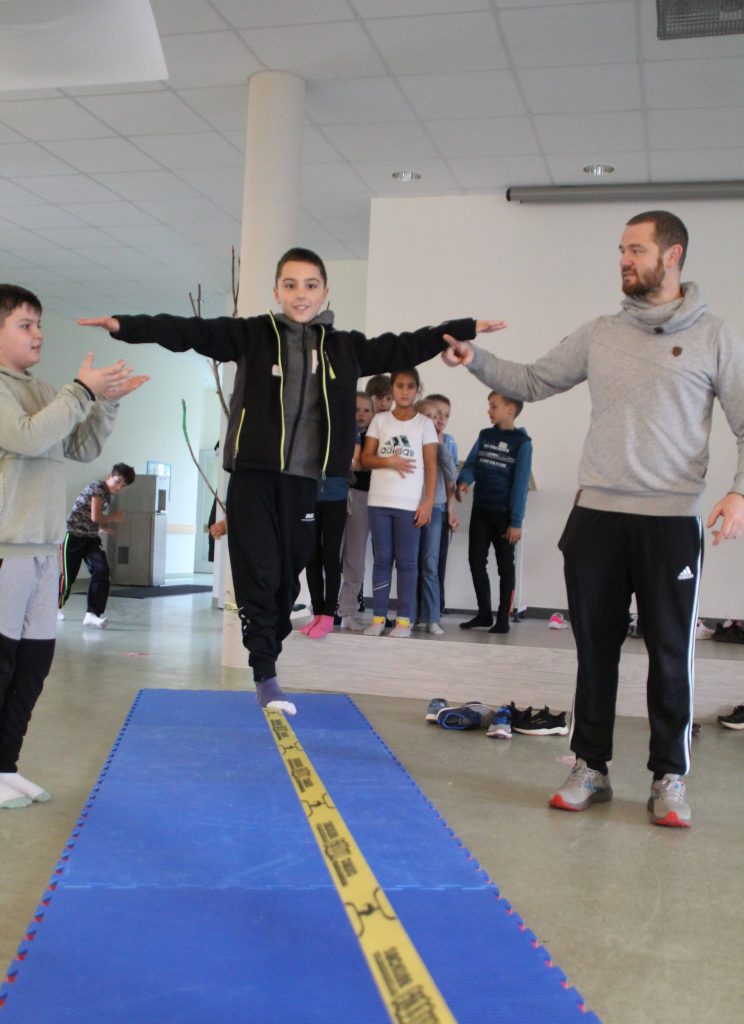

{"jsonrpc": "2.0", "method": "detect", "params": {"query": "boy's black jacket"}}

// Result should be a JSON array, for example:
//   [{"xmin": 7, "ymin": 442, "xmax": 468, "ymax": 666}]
[{"xmin": 112, "ymin": 313, "xmax": 477, "ymax": 477}]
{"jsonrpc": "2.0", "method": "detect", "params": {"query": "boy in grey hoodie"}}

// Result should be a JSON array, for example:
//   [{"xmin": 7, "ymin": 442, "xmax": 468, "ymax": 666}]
[
  {"xmin": 443, "ymin": 211, "xmax": 744, "ymax": 828},
  {"xmin": 0, "ymin": 284, "xmax": 146, "ymax": 809}
]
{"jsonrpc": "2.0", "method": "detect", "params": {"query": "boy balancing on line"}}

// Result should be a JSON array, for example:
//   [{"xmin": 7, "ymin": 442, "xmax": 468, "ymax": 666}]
[
  {"xmin": 0, "ymin": 284, "xmax": 147, "ymax": 809},
  {"xmin": 442, "ymin": 210, "xmax": 744, "ymax": 828},
  {"xmin": 80, "ymin": 247, "xmax": 504, "ymax": 716},
  {"xmin": 58, "ymin": 462, "xmax": 136, "ymax": 628},
  {"xmin": 456, "ymin": 392, "xmax": 532, "ymax": 635}
]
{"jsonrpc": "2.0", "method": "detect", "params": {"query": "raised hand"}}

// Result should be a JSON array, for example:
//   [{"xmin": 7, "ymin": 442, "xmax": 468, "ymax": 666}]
[
  {"xmin": 475, "ymin": 320, "xmax": 508, "ymax": 334},
  {"xmin": 78, "ymin": 316, "xmax": 121, "ymax": 333},
  {"xmin": 101, "ymin": 374, "xmax": 149, "ymax": 401},
  {"xmin": 75, "ymin": 353, "xmax": 147, "ymax": 399}
]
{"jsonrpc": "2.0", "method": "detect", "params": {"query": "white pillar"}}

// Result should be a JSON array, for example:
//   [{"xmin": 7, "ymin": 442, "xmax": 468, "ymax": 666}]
[
  {"xmin": 238, "ymin": 70, "xmax": 305, "ymax": 315},
  {"xmin": 221, "ymin": 71, "xmax": 307, "ymax": 667}
]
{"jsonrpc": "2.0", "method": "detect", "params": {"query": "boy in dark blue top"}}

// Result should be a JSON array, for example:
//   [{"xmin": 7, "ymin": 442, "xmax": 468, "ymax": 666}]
[{"xmin": 456, "ymin": 392, "xmax": 532, "ymax": 634}]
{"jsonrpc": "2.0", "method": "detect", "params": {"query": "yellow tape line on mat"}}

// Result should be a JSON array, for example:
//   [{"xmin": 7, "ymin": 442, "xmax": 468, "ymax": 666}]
[{"xmin": 264, "ymin": 709, "xmax": 458, "ymax": 1024}]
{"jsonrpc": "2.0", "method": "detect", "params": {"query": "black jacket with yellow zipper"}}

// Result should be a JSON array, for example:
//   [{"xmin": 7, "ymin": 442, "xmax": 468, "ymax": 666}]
[{"xmin": 111, "ymin": 311, "xmax": 477, "ymax": 479}]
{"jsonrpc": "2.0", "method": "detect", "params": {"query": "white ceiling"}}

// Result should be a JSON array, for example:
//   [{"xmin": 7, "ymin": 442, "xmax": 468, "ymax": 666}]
[{"xmin": 1, "ymin": 0, "xmax": 743, "ymax": 317}]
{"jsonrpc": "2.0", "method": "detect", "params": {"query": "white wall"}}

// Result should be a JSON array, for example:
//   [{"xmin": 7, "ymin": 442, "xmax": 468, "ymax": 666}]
[
  {"xmin": 39, "ymin": 310, "xmax": 217, "ymax": 576},
  {"xmin": 365, "ymin": 194, "xmax": 744, "ymax": 618}
]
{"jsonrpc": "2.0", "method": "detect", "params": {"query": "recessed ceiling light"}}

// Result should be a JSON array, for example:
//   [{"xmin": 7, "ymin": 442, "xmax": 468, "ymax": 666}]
[
  {"xmin": 583, "ymin": 163, "xmax": 615, "ymax": 176},
  {"xmin": 391, "ymin": 170, "xmax": 422, "ymax": 182}
]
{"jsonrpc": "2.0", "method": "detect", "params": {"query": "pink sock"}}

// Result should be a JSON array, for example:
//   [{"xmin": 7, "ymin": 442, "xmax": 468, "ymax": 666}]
[
  {"xmin": 299, "ymin": 615, "xmax": 321, "ymax": 636},
  {"xmin": 307, "ymin": 614, "xmax": 334, "ymax": 639}
]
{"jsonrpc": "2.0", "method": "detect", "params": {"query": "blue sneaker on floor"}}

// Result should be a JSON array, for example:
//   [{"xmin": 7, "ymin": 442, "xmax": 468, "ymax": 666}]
[
  {"xmin": 486, "ymin": 705, "xmax": 512, "ymax": 740},
  {"xmin": 425, "ymin": 697, "xmax": 449, "ymax": 723},
  {"xmin": 437, "ymin": 701, "xmax": 495, "ymax": 730}
]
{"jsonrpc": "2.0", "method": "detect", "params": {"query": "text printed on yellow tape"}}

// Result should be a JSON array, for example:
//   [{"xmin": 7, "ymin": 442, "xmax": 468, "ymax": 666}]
[{"xmin": 265, "ymin": 709, "xmax": 458, "ymax": 1024}]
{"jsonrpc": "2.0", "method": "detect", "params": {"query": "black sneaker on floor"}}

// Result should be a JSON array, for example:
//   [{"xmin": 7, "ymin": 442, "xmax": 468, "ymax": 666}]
[
  {"xmin": 459, "ymin": 614, "xmax": 493, "ymax": 630},
  {"xmin": 712, "ymin": 620, "xmax": 744, "ymax": 644},
  {"xmin": 513, "ymin": 706, "xmax": 569, "ymax": 736},
  {"xmin": 718, "ymin": 704, "xmax": 744, "ymax": 730},
  {"xmin": 508, "ymin": 702, "xmax": 533, "ymax": 731}
]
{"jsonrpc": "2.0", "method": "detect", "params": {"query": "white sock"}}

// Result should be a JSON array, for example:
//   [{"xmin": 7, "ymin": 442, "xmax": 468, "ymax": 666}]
[
  {"xmin": 0, "ymin": 779, "xmax": 32, "ymax": 809},
  {"xmin": 0, "ymin": 772, "xmax": 50, "ymax": 803}
]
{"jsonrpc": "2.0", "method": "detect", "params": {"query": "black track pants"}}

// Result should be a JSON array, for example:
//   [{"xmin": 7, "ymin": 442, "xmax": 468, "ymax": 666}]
[
  {"xmin": 59, "ymin": 534, "xmax": 111, "ymax": 615},
  {"xmin": 226, "ymin": 469, "xmax": 316, "ymax": 681},
  {"xmin": 559, "ymin": 506, "xmax": 701, "ymax": 777},
  {"xmin": 0, "ymin": 634, "xmax": 55, "ymax": 773}
]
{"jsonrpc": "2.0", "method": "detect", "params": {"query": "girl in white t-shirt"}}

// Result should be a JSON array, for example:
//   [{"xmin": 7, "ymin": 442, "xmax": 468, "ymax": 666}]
[{"xmin": 361, "ymin": 368, "xmax": 438, "ymax": 637}]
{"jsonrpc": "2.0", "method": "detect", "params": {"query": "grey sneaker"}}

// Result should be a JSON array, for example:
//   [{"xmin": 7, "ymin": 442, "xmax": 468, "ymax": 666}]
[
  {"xmin": 549, "ymin": 758, "xmax": 613, "ymax": 812},
  {"xmin": 647, "ymin": 774, "xmax": 691, "ymax": 828}
]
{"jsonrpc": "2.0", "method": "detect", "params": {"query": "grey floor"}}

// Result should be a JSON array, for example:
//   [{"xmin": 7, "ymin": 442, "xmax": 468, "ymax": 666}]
[{"xmin": 1, "ymin": 586, "xmax": 743, "ymax": 1024}]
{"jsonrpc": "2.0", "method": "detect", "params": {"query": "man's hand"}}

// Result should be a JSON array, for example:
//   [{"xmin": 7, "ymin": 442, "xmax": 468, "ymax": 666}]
[
  {"xmin": 442, "ymin": 335, "xmax": 474, "ymax": 367},
  {"xmin": 707, "ymin": 492, "xmax": 744, "ymax": 545},
  {"xmin": 78, "ymin": 316, "xmax": 121, "ymax": 333}
]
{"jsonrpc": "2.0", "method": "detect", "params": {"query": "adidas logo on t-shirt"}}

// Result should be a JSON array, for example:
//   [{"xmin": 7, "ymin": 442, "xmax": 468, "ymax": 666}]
[{"xmin": 677, "ymin": 566, "xmax": 694, "ymax": 581}]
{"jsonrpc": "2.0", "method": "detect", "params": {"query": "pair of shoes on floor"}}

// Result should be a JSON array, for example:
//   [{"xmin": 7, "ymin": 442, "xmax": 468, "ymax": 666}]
[
  {"xmin": 549, "ymin": 759, "xmax": 691, "ymax": 827},
  {"xmin": 695, "ymin": 618, "xmax": 714, "ymax": 640},
  {"xmin": 513, "ymin": 705, "xmax": 569, "ymax": 736},
  {"xmin": 364, "ymin": 616, "xmax": 412, "ymax": 638},
  {"xmin": 718, "ymin": 704, "xmax": 744, "ymax": 730},
  {"xmin": 548, "ymin": 612, "xmax": 569, "ymax": 630},
  {"xmin": 83, "ymin": 611, "xmax": 108, "ymax": 628},
  {"xmin": 712, "ymin": 620, "xmax": 744, "ymax": 644}
]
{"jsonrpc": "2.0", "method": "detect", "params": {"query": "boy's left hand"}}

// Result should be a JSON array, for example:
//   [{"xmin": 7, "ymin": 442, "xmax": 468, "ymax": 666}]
[
  {"xmin": 101, "ymin": 374, "xmax": 150, "ymax": 400},
  {"xmin": 506, "ymin": 526, "xmax": 522, "ymax": 545}
]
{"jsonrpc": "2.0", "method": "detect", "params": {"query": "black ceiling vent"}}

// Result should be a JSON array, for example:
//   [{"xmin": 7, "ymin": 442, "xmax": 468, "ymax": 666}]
[{"xmin": 657, "ymin": 0, "xmax": 744, "ymax": 38}]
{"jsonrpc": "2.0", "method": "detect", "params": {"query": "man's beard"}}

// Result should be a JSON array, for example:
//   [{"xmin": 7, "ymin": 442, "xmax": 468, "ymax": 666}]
[{"xmin": 621, "ymin": 257, "xmax": 665, "ymax": 298}]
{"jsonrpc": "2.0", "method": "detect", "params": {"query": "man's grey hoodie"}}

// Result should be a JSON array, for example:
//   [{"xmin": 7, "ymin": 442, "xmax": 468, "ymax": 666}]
[{"xmin": 466, "ymin": 282, "xmax": 744, "ymax": 517}]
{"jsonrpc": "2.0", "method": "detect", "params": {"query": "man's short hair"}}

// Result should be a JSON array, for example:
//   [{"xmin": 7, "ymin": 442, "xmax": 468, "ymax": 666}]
[
  {"xmin": 111, "ymin": 463, "xmax": 135, "ymax": 486},
  {"xmin": 275, "ymin": 247, "xmax": 327, "ymax": 286},
  {"xmin": 0, "ymin": 284, "xmax": 42, "ymax": 325},
  {"xmin": 365, "ymin": 374, "xmax": 392, "ymax": 399},
  {"xmin": 626, "ymin": 210, "xmax": 689, "ymax": 269}
]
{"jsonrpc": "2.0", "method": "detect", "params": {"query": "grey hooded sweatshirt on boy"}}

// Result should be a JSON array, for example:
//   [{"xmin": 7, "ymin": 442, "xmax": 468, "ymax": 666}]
[{"xmin": 466, "ymin": 282, "xmax": 744, "ymax": 517}]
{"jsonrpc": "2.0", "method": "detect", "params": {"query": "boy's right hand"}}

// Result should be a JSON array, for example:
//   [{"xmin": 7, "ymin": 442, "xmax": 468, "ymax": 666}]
[
  {"xmin": 75, "ymin": 352, "xmax": 143, "ymax": 398},
  {"xmin": 455, "ymin": 482, "xmax": 469, "ymax": 501},
  {"xmin": 78, "ymin": 316, "xmax": 121, "ymax": 333}
]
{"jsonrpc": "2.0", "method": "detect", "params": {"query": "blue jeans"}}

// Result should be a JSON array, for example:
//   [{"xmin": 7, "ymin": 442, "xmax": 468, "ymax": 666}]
[
  {"xmin": 418, "ymin": 507, "xmax": 444, "ymax": 624},
  {"xmin": 368, "ymin": 506, "xmax": 421, "ymax": 621}
]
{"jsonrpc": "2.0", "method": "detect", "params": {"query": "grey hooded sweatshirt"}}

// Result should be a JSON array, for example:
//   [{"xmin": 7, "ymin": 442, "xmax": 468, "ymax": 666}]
[
  {"xmin": 467, "ymin": 282, "xmax": 744, "ymax": 517},
  {"xmin": 0, "ymin": 367, "xmax": 119, "ymax": 556}
]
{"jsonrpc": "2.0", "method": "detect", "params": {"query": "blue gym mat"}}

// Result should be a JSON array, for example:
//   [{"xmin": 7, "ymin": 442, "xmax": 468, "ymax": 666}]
[{"xmin": 0, "ymin": 691, "xmax": 600, "ymax": 1023}]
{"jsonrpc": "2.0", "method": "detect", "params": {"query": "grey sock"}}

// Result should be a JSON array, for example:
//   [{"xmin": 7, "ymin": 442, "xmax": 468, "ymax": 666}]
[{"xmin": 255, "ymin": 677, "xmax": 297, "ymax": 715}]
